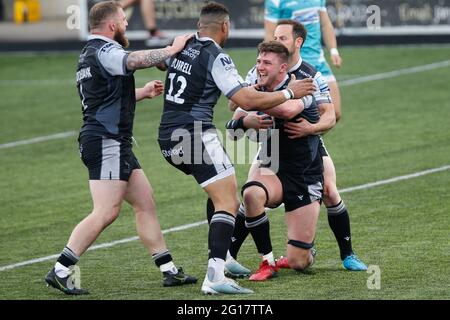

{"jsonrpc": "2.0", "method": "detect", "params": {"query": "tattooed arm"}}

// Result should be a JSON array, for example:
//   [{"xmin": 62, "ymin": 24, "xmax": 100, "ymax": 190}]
[
  {"xmin": 126, "ymin": 48, "xmax": 172, "ymax": 70},
  {"xmin": 126, "ymin": 33, "xmax": 193, "ymax": 71}
]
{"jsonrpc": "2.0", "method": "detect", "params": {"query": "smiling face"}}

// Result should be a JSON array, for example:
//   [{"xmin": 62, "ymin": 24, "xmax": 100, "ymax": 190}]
[{"xmin": 256, "ymin": 51, "xmax": 287, "ymax": 91}]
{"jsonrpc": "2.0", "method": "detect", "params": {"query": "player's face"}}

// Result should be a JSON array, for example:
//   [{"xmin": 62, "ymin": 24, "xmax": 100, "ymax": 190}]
[
  {"xmin": 274, "ymin": 25, "xmax": 296, "ymax": 56},
  {"xmin": 256, "ymin": 52, "xmax": 283, "ymax": 89},
  {"xmin": 113, "ymin": 8, "xmax": 129, "ymax": 48}
]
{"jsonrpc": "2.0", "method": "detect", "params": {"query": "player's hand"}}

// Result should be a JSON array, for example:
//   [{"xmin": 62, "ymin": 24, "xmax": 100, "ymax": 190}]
[
  {"xmin": 167, "ymin": 33, "xmax": 194, "ymax": 55},
  {"xmin": 142, "ymin": 80, "xmax": 164, "ymax": 99},
  {"xmin": 330, "ymin": 52, "xmax": 343, "ymax": 68},
  {"xmin": 243, "ymin": 113, "xmax": 273, "ymax": 130},
  {"xmin": 284, "ymin": 117, "xmax": 314, "ymax": 139},
  {"xmin": 287, "ymin": 75, "xmax": 316, "ymax": 99}
]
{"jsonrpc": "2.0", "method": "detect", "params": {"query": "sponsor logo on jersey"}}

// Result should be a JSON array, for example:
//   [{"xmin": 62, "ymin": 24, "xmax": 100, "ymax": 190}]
[
  {"xmin": 220, "ymin": 56, "xmax": 233, "ymax": 66},
  {"xmin": 161, "ymin": 146, "xmax": 184, "ymax": 158},
  {"xmin": 181, "ymin": 47, "xmax": 200, "ymax": 60},
  {"xmin": 76, "ymin": 67, "xmax": 92, "ymax": 82}
]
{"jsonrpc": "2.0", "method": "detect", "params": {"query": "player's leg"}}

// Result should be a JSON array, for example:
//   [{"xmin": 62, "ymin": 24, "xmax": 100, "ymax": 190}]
[
  {"xmin": 322, "ymin": 155, "xmax": 367, "ymax": 270},
  {"xmin": 124, "ymin": 168, "xmax": 197, "ymax": 286},
  {"xmin": 194, "ymin": 130, "xmax": 252, "ymax": 294},
  {"xmin": 45, "ymin": 137, "xmax": 130, "ymax": 295},
  {"xmin": 67, "ymin": 180, "xmax": 127, "ymax": 256},
  {"xmin": 207, "ymin": 195, "xmax": 251, "ymax": 279},
  {"xmin": 45, "ymin": 179, "xmax": 127, "ymax": 295},
  {"xmin": 119, "ymin": 0, "xmax": 139, "ymax": 10},
  {"xmin": 140, "ymin": 0, "xmax": 157, "ymax": 31},
  {"xmin": 242, "ymin": 168, "xmax": 283, "ymax": 281},
  {"xmin": 285, "ymin": 200, "xmax": 321, "ymax": 271},
  {"xmin": 228, "ymin": 160, "xmax": 260, "ymax": 260},
  {"xmin": 316, "ymin": 59, "xmax": 341, "ymax": 121},
  {"xmin": 327, "ymin": 80, "xmax": 341, "ymax": 122},
  {"xmin": 202, "ymin": 174, "xmax": 253, "ymax": 294}
]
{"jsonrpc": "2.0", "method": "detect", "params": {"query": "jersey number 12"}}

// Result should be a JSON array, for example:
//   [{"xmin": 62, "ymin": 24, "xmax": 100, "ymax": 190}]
[{"xmin": 166, "ymin": 73, "xmax": 187, "ymax": 104}]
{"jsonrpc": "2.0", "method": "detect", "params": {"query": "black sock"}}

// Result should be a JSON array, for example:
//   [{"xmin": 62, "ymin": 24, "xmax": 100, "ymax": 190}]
[
  {"xmin": 208, "ymin": 211, "xmax": 235, "ymax": 260},
  {"xmin": 56, "ymin": 246, "xmax": 79, "ymax": 268},
  {"xmin": 229, "ymin": 203, "xmax": 250, "ymax": 259},
  {"xmin": 152, "ymin": 250, "xmax": 173, "ymax": 268},
  {"xmin": 149, "ymin": 28, "xmax": 159, "ymax": 36},
  {"xmin": 206, "ymin": 197, "xmax": 215, "ymax": 225},
  {"xmin": 246, "ymin": 211, "xmax": 272, "ymax": 256},
  {"xmin": 327, "ymin": 200, "xmax": 353, "ymax": 260}
]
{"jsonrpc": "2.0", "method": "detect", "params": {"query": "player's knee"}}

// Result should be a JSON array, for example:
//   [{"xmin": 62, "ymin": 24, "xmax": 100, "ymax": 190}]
[
  {"xmin": 212, "ymin": 197, "xmax": 240, "ymax": 215},
  {"xmin": 287, "ymin": 239, "xmax": 314, "ymax": 271},
  {"xmin": 288, "ymin": 254, "xmax": 312, "ymax": 271},
  {"xmin": 323, "ymin": 183, "xmax": 340, "ymax": 205},
  {"xmin": 93, "ymin": 204, "xmax": 121, "ymax": 226},
  {"xmin": 242, "ymin": 186, "xmax": 266, "ymax": 214}
]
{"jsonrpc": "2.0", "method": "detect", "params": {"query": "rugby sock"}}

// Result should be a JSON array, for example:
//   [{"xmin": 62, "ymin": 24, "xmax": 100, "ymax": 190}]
[
  {"xmin": 207, "ymin": 211, "xmax": 235, "ymax": 282},
  {"xmin": 149, "ymin": 28, "xmax": 159, "ymax": 37},
  {"xmin": 206, "ymin": 197, "xmax": 215, "ymax": 225},
  {"xmin": 246, "ymin": 211, "xmax": 272, "ymax": 257},
  {"xmin": 327, "ymin": 200, "xmax": 354, "ymax": 260},
  {"xmin": 207, "ymin": 258, "xmax": 225, "ymax": 282},
  {"xmin": 229, "ymin": 203, "xmax": 250, "ymax": 259},
  {"xmin": 208, "ymin": 211, "xmax": 235, "ymax": 260},
  {"xmin": 55, "ymin": 246, "xmax": 79, "ymax": 278},
  {"xmin": 262, "ymin": 252, "xmax": 276, "ymax": 266},
  {"xmin": 153, "ymin": 250, "xmax": 178, "ymax": 274}
]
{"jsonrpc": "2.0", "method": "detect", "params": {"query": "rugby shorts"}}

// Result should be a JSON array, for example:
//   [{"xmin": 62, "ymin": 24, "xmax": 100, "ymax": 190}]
[
  {"xmin": 79, "ymin": 135, "xmax": 141, "ymax": 181},
  {"xmin": 158, "ymin": 130, "xmax": 234, "ymax": 188}
]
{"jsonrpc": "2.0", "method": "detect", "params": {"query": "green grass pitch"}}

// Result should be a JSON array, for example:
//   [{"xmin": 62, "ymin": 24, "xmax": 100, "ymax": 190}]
[{"xmin": 0, "ymin": 45, "xmax": 449, "ymax": 300}]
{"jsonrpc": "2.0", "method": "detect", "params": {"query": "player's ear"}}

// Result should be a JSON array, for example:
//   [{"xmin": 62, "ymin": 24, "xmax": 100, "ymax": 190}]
[
  {"xmin": 280, "ymin": 63, "xmax": 288, "ymax": 74},
  {"xmin": 296, "ymin": 37, "xmax": 304, "ymax": 49},
  {"xmin": 108, "ymin": 21, "xmax": 116, "ymax": 32},
  {"xmin": 222, "ymin": 19, "xmax": 229, "ymax": 33}
]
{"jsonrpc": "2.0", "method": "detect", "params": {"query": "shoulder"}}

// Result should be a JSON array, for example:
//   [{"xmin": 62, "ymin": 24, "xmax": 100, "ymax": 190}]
[{"xmin": 298, "ymin": 60, "xmax": 318, "ymax": 78}]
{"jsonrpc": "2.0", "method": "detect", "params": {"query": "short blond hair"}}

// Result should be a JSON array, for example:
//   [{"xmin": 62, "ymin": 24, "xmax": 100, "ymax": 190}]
[{"xmin": 89, "ymin": 1, "xmax": 121, "ymax": 30}]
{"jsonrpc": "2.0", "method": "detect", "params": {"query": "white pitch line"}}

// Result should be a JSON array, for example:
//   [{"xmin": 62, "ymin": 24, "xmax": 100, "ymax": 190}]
[
  {"xmin": 339, "ymin": 60, "xmax": 450, "ymax": 87},
  {"xmin": 339, "ymin": 165, "xmax": 450, "ymax": 193},
  {"xmin": 0, "ymin": 220, "xmax": 208, "ymax": 272},
  {"xmin": 1, "ymin": 164, "xmax": 449, "ymax": 272},
  {"xmin": 0, "ymin": 131, "xmax": 77, "ymax": 150},
  {"xmin": 1, "ymin": 60, "xmax": 449, "ymax": 150}
]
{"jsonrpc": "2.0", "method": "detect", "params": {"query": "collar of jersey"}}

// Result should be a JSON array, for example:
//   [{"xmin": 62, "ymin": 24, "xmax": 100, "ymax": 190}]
[
  {"xmin": 261, "ymin": 74, "xmax": 289, "ymax": 92},
  {"xmin": 288, "ymin": 56, "xmax": 303, "ymax": 73},
  {"xmin": 195, "ymin": 32, "xmax": 222, "ymax": 49},
  {"xmin": 88, "ymin": 34, "xmax": 121, "ymax": 47}
]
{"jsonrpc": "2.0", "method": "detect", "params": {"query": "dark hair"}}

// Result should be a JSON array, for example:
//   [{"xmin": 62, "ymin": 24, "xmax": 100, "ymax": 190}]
[
  {"xmin": 89, "ymin": 1, "xmax": 122, "ymax": 30},
  {"xmin": 257, "ymin": 41, "xmax": 289, "ymax": 64},
  {"xmin": 200, "ymin": 1, "xmax": 230, "ymax": 17},
  {"xmin": 277, "ymin": 19, "xmax": 308, "ymax": 43}
]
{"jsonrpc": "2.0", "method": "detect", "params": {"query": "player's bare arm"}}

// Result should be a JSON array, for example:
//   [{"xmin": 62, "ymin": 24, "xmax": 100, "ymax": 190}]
[
  {"xmin": 319, "ymin": 11, "xmax": 342, "ymax": 68},
  {"xmin": 262, "ymin": 98, "xmax": 304, "ymax": 119},
  {"xmin": 230, "ymin": 76, "xmax": 315, "ymax": 111},
  {"xmin": 284, "ymin": 102, "xmax": 336, "ymax": 139},
  {"xmin": 126, "ymin": 34, "xmax": 193, "ymax": 70},
  {"xmin": 264, "ymin": 20, "xmax": 277, "ymax": 41}
]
